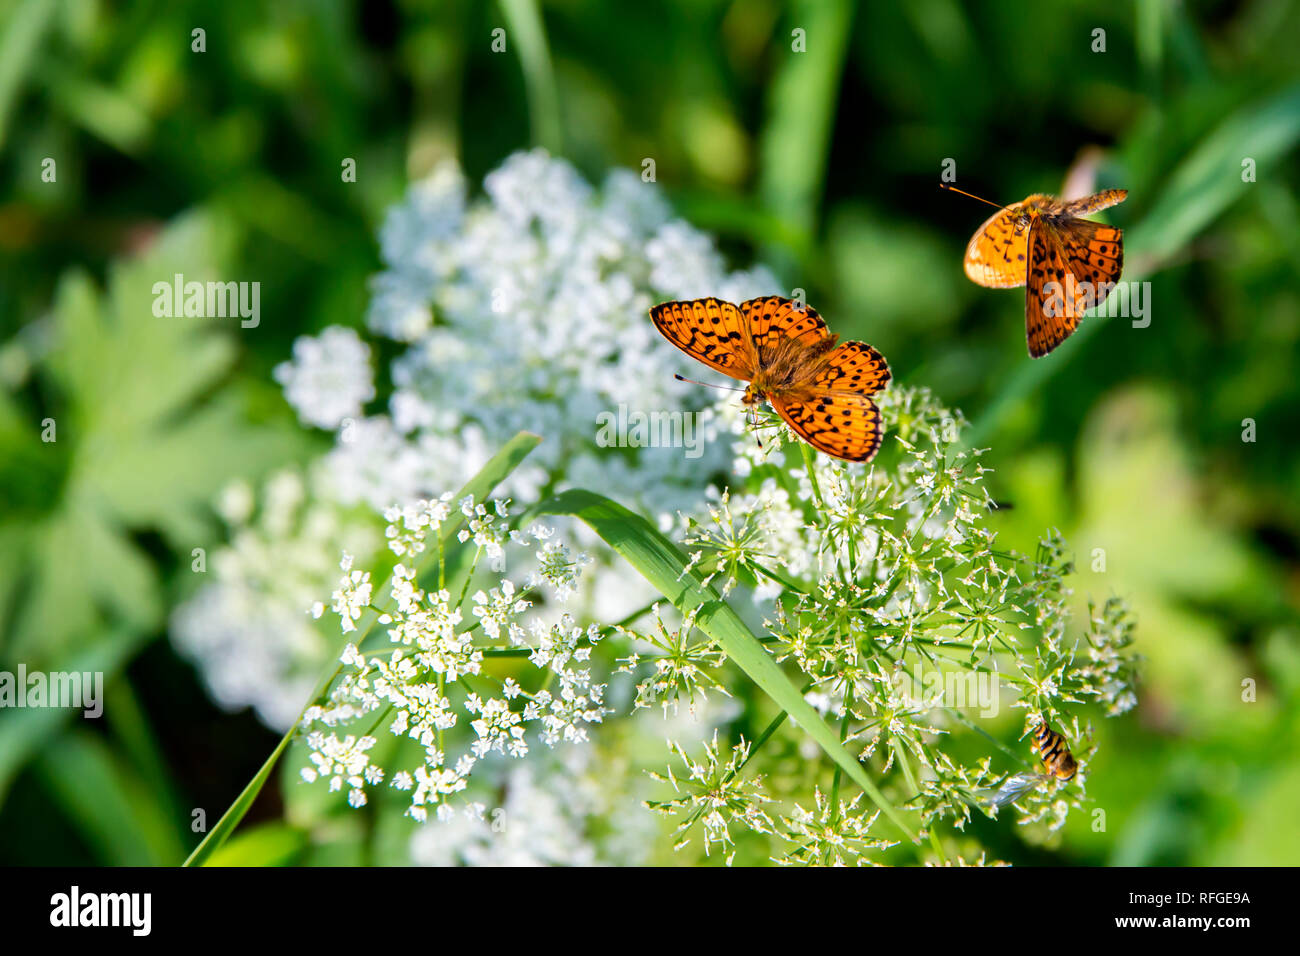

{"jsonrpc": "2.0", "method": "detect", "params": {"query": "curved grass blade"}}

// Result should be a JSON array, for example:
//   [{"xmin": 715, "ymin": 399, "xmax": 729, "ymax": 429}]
[
  {"xmin": 183, "ymin": 431, "xmax": 543, "ymax": 866},
  {"xmin": 532, "ymin": 488, "xmax": 915, "ymax": 840},
  {"xmin": 499, "ymin": 0, "xmax": 561, "ymax": 153},
  {"xmin": 758, "ymin": 0, "xmax": 853, "ymax": 273}
]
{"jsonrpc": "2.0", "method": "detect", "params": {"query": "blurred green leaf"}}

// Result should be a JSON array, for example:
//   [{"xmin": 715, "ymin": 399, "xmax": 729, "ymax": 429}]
[
  {"xmin": 499, "ymin": 0, "xmax": 561, "ymax": 153},
  {"xmin": 104, "ymin": 678, "xmax": 185, "ymax": 829},
  {"xmin": 1129, "ymin": 83, "xmax": 1300, "ymax": 266},
  {"xmin": 42, "ymin": 68, "xmax": 152, "ymax": 154},
  {"xmin": 35, "ymin": 729, "xmax": 185, "ymax": 865},
  {"xmin": 758, "ymin": 0, "xmax": 854, "ymax": 272},
  {"xmin": 206, "ymin": 822, "xmax": 309, "ymax": 867},
  {"xmin": 0, "ymin": 626, "xmax": 147, "ymax": 805},
  {"xmin": 0, "ymin": 0, "xmax": 56, "ymax": 151},
  {"xmin": 2, "ymin": 210, "xmax": 297, "ymax": 661}
]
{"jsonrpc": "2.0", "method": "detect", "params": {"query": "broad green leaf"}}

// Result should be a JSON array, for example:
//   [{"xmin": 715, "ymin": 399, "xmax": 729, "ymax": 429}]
[
  {"xmin": 532, "ymin": 488, "xmax": 915, "ymax": 840},
  {"xmin": 3, "ymin": 210, "xmax": 298, "ymax": 661}
]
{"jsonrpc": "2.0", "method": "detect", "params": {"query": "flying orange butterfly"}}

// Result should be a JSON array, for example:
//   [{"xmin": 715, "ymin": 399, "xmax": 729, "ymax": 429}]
[
  {"xmin": 943, "ymin": 184, "xmax": 1127, "ymax": 357},
  {"xmin": 650, "ymin": 296, "xmax": 890, "ymax": 462}
]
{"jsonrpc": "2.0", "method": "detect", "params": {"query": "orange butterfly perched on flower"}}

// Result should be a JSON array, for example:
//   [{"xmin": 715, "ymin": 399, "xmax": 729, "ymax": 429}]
[
  {"xmin": 650, "ymin": 296, "xmax": 891, "ymax": 462},
  {"xmin": 943, "ymin": 184, "xmax": 1127, "ymax": 357}
]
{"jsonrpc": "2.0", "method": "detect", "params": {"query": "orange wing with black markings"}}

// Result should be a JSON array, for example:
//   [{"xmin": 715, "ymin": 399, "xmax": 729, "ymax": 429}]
[
  {"xmin": 811, "ymin": 340, "xmax": 891, "ymax": 395},
  {"xmin": 740, "ymin": 295, "xmax": 831, "ymax": 361},
  {"xmin": 770, "ymin": 340, "xmax": 891, "ymax": 462},
  {"xmin": 1024, "ymin": 216, "xmax": 1126, "ymax": 358},
  {"xmin": 1025, "ymin": 221, "xmax": 1077, "ymax": 358},
  {"xmin": 964, "ymin": 204, "xmax": 1031, "ymax": 289},
  {"xmin": 770, "ymin": 391, "xmax": 884, "ymax": 463},
  {"xmin": 948, "ymin": 184, "xmax": 1127, "ymax": 358},
  {"xmin": 1057, "ymin": 218, "xmax": 1124, "ymax": 298},
  {"xmin": 650, "ymin": 296, "xmax": 891, "ymax": 463},
  {"xmin": 649, "ymin": 297, "xmax": 758, "ymax": 381}
]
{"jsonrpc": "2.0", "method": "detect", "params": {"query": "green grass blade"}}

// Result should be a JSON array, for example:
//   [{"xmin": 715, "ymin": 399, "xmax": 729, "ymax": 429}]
[
  {"xmin": 1128, "ymin": 83, "xmax": 1300, "ymax": 265},
  {"xmin": 183, "ymin": 431, "xmax": 543, "ymax": 866},
  {"xmin": 758, "ymin": 0, "xmax": 854, "ymax": 272},
  {"xmin": 206, "ymin": 822, "xmax": 309, "ymax": 867},
  {"xmin": 0, "ymin": 0, "xmax": 56, "ymax": 151},
  {"xmin": 499, "ymin": 0, "xmax": 562, "ymax": 153},
  {"xmin": 532, "ymin": 488, "xmax": 915, "ymax": 840},
  {"xmin": 183, "ymin": 728, "xmax": 293, "ymax": 868}
]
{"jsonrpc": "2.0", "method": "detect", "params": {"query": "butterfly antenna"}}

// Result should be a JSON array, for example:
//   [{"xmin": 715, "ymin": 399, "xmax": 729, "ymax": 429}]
[
  {"xmin": 938, "ymin": 183, "xmax": 1007, "ymax": 211},
  {"xmin": 674, "ymin": 373, "xmax": 746, "ymax": 393}
]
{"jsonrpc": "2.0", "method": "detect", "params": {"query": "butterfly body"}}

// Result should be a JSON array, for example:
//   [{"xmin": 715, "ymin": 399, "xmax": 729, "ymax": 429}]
[
  {"xmin": 650, "ymin": 296, "xmax": 890, "ymax": 462},
  {"xmin": 741, "ymin": 334, "xmax": 839, "ymax": 406},
  {"xmin": 959, "ymin": 187, "xmax": 1127, "ymax": 357}
]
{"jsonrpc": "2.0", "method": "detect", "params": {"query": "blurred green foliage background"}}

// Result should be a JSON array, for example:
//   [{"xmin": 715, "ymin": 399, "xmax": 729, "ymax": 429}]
[{"xmin": 1, "ymin": 0, "xmax": 1298, "ymax": 865}]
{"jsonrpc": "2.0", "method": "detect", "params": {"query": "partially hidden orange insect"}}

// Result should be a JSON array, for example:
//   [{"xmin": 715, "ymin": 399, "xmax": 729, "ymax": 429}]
[
  {"xmin": 943, "ymin": 183, "xmax": 1127, "ymax": 357},
  {"xmin": 650, "ymin": 296, "xmax": 890, "ymax": 462},
  {"xmin": 1031, "ymin": 717, "xmax": 1078, "ymax": 781},
  {"xmin": 981, "ymin": 716, "xmax": 1080, "ymax": 808}
]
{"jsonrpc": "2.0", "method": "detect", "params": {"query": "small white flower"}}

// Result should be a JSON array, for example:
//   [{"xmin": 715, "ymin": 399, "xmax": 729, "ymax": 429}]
[{"xmin": 274, "ymin": 327, "xmax": 376, "ymax": 430}]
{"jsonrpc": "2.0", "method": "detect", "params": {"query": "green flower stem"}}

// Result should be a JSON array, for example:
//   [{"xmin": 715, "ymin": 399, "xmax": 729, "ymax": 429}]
[
  {"xmin": 737, "ymin": 679, "xmax": 815, "ymax": 776},
  {"xmin": 927, "ymin": 825, "xmax": 949, "ymax": 865},
  {"xmin": 750, "ymin": 558, "xmax": 810, "ymax": 596},
  {"xmin": 797, "ymin": 441, "xmax": 826, "ymax": 511}
]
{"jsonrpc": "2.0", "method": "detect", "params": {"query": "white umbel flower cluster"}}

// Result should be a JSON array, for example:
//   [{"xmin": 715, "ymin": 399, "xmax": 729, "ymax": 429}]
[
  {"xmin": 330, "ymin": 147, "xmax": 779, "ymax": 516},
  {"xmin": 171, "ymin": 150, "xmax": 779, "ymax": 732},
  {"xmin": 299, "ymin": 494, "xmax": 606, "ymax": 822}
]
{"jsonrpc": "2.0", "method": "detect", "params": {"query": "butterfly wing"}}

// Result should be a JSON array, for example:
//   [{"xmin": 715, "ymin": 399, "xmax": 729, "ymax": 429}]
[
  {"xmin": 770, "ymin": 340, "xmax": 890, "ymax": 463},
  {"xmin": 964, "ymin": 203, "xmax": 1030, "ymax": 288},
  {"xmin": 1058, "ymin": 218, "xmax": 1124, "ymax": 308},
  {"xmin": 812, "ymin": 339, "xmax": 891, "ymax": 395},
  {"xmin": 739, "ymin": 296, "xmax": 832, "ymax": 363},
  {"xmin": 1024, "ymin": 218, "xmax": 1124, "ymax": 358},
  {"xmin": 771, "ymin": 392, "xmax": 885, "ymax": 463},
  {"xmin": 1024, "ymin": 221, "xmax": 1080, "ymax": 358},
  {"xmin": 650, "ymin": 297, "xmax": 758, "ymax": 381}
]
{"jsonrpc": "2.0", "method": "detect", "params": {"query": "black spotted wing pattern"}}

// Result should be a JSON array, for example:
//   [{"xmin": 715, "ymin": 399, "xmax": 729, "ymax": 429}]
[{"xmin": 649, "ymin": 297, "xmax": 758, "ymax": 381}]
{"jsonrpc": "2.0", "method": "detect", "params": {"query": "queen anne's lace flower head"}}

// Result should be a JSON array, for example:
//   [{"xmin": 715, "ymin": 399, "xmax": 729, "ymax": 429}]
[
  {"xmin": 273, "ymin": 326, "xmax": 376, "ymax": 430},
  {"xmin": 299, "ymin": 494, "xmax": 609, "ymax": 822},
  {"xmin": 173, "ymin": 151, "xmax": 1142, "ymax": 864},
  {"xmin": 171, "ymin": 151, "xmax": 775, "ymax": 733}
]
